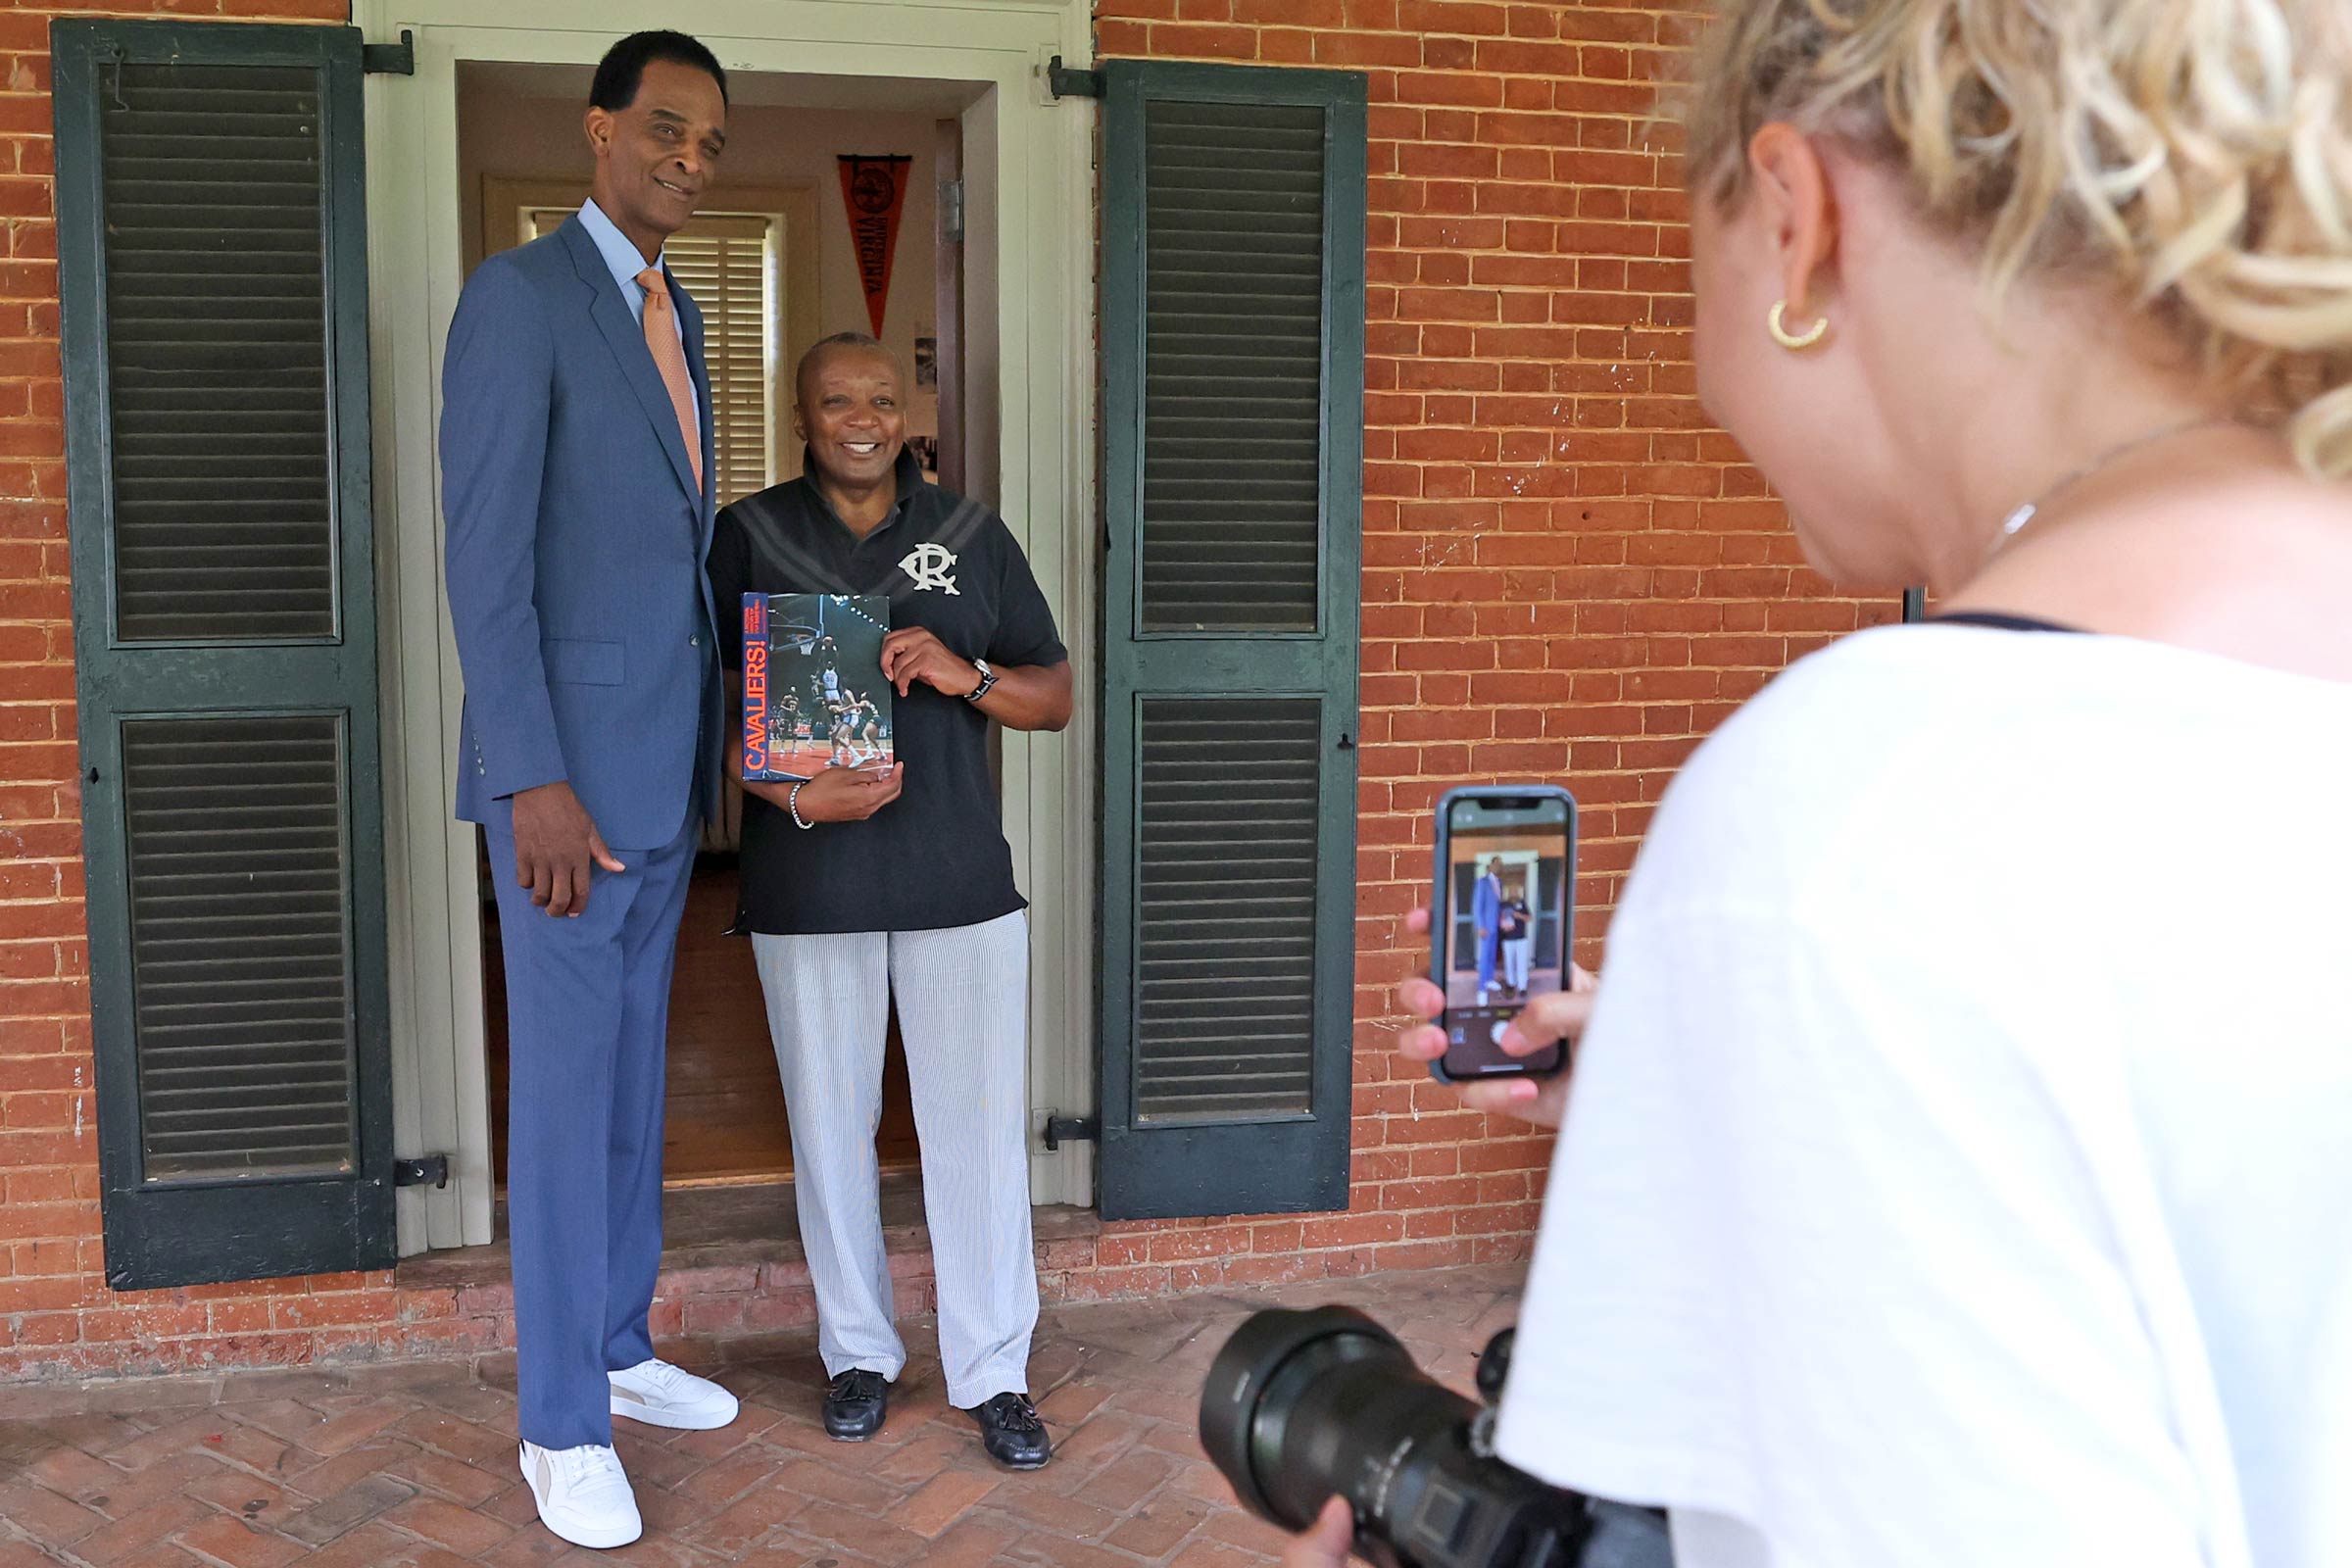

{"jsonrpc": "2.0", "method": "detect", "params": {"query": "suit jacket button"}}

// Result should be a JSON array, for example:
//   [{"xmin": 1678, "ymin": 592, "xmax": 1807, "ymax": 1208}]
[{"xmin": 689, "ymin": 635, "xmax": 701, "ymax": 647}]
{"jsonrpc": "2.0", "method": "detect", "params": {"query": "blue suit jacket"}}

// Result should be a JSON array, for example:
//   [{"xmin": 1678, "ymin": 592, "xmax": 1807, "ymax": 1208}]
[
  {"xmin": 440, "ymin": 216, "xmax": 723, "ymax": 853},
  {"xmin": 1472, "ymin": 874, "xmax": 1501, "ymax": 934}
]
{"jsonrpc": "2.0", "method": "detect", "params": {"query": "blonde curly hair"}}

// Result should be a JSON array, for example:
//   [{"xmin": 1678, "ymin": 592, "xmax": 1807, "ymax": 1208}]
[{"xmin": 1683, "ymin": 0, "xmax": 2352, "ymax": 478}]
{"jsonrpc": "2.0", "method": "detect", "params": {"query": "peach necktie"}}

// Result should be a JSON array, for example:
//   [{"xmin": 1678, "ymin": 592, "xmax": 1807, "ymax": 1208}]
[{"xmin": 635, "ymin": 267, "xmax": 704, "ymax": 492}]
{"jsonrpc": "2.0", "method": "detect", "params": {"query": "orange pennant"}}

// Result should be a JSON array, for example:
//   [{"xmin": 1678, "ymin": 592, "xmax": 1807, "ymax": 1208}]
[{"xmin": 838, "ymin": 155, "xmax": 912, "ymax": 339}]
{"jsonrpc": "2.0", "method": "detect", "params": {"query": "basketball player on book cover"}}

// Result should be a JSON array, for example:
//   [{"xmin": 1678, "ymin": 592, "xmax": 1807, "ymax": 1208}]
[
  {"xmin": 768, "ymin": 691, "xmax": 801, "ymax": 763},
  {"xmin": 816, "ymin": 638, "xmax": 843, "ymax": 707},
  {"xmin": 825, "ymin": 697, "xmax": 858, "ymax": 768},
  {"xmin": 847, "ymin": 692, "xmax": 884, "ymax": 761}
]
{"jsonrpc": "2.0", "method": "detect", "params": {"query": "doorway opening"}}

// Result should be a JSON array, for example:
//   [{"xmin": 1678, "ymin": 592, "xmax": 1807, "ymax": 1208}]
[{"xmin": 454, "ymin": 60, "xmax": 982, "ymax": 1200}]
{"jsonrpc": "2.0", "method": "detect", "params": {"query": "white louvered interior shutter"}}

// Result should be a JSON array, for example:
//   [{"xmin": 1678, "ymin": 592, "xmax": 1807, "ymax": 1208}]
[{"xmin": 661, "ymin": 217, "xmax": 776, "ymax": 506}]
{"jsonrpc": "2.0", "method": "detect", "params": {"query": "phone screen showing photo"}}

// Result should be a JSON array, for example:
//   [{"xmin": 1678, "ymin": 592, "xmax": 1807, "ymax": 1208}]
[{"xmin": 1441, "ymin": 795, "xmax": 1572, "ymax": 1077}]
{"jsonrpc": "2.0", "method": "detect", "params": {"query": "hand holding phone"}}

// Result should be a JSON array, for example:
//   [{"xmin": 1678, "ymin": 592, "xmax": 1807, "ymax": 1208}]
[
  {"xmin": 1428, "ymin": 786, "xmax": 1577, "ymax": 1084},
  {"xmin": 1395, "ymin": 927, "xmax": 1591, "ymax": 1124}
]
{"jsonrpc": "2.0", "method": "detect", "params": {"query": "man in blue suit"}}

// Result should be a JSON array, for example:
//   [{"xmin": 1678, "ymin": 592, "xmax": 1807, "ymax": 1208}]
[
  {"xmin": 1473, "ymin": 858, "xmax": 1504, "ymax": 1004},
  {"xmin": 439, "ymin": 31, "xmax": 737, "ymax": 1552}
]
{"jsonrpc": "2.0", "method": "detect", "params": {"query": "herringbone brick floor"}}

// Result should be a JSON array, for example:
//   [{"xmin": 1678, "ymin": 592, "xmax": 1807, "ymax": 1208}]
[{"xmin": 0, "ymin": 1264, "xmax": 1523, "ymax": 1566}]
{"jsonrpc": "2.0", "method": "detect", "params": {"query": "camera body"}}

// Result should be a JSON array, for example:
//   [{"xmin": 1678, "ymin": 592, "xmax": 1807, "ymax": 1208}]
[{"xmin": 1199, "ymin": 1305, "xmax": 1591, "ymax": 1568}]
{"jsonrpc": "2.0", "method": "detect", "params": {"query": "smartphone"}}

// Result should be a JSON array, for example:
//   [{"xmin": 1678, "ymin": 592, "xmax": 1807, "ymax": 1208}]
[{"xmin": 1429, "ymin": 785, "xmax": 1577, "ymax": 1083}]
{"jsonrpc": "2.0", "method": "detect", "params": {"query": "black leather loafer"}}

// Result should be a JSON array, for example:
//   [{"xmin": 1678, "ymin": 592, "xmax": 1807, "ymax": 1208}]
[
  {"xmin": 968, "ymin": 1391, "xmax": 1051, "ymax": 1470},
  {"xmin": 822, "ymin": 1368, "xmax": 889, "ymax": 1441}
]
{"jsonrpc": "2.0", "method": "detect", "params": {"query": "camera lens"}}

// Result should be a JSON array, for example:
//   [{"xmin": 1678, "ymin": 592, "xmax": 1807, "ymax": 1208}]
[
  {"xmin": 1200, "ymin": 1306, "xmax": 1435, "ymax": 1527},
  {"xmin": 1200, "ymin": 1307, "xmax": 1589, "ymax": 1568}
]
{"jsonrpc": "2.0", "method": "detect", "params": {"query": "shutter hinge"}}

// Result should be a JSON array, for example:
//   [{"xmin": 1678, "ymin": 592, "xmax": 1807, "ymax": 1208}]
[
  {"xmin": 393, "ymin": 1153, "xmax": 449, "ymax": 1189},
  {"xmin": 364, "ymin": 28, "xmax": 416, "ymax": 76},
  {"xmin": 1042, "ymin": 1114, "xmax": 1100, "ymax": 1152},
  {"xmin": 1046, "ymin": 56, "xmax": 1104, "ymax": 100},
  {"xmin": 941, "ymin": 179, "xmax": 965, "ymax": 245}
]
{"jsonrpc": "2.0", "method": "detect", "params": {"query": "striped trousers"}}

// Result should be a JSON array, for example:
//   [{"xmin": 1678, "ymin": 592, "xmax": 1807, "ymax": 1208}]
[{"xmin": 751, "ymin": 910, "xmax": 1037, "ymax": 1407}]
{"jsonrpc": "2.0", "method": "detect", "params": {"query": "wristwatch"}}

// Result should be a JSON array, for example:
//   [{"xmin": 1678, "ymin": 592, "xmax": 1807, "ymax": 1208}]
[{"xmin": 964, "ymin": 659, "xmax": 998, "ymax": 703}]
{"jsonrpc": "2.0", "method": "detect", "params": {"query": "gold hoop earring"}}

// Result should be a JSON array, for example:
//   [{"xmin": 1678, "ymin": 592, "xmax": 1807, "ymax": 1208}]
[{"xmin": 1768, "ymin": 300, "xmax": 1829, "ymax": 351}]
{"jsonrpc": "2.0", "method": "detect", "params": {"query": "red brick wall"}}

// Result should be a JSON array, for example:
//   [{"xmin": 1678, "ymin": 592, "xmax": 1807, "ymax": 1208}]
[
  {"xmin": 0, "ymin": 0, "xmax": 1886, "ymax": 1382},
  {"xmin": 1084, "ymin": 0, "xmax": 1892, "ymax": 1284}
]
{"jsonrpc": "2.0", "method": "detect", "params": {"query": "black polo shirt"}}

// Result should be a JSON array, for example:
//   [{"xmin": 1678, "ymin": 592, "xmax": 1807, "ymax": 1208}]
[{"xmin": 708, "ymin": 449, "xmax": 1067, "ymax": 935}]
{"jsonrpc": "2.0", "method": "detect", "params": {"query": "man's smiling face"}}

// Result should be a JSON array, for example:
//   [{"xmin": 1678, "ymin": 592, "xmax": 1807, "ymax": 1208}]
[
  {"xmin": 795, "ymin": 345, "xmax": 907, "ymax": 492},
  {"xmin": 585, "ymin": 57, "xmax": 726, "ymax": 248}
]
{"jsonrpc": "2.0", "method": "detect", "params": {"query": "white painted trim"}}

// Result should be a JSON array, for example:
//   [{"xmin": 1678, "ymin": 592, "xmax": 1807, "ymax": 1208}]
[{"xmin": 361, "ymin": 0, "xmax": 1098, "ymax": 1248}]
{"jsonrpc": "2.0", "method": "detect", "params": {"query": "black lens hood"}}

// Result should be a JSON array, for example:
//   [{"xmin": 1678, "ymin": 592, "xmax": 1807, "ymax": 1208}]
[{"xmin": 1199, "ymin": 1305, "xmax": 1406, "ymax": 1520}]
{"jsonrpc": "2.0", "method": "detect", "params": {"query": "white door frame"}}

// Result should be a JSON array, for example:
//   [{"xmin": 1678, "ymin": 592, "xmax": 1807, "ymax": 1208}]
[{"xmin": 357, "ymin": 0, "xmax": 1099, "ymax": 1251}]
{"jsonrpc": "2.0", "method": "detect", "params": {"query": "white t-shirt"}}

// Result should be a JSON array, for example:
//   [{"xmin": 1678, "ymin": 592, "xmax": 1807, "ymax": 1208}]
[{"xmin": 1494, "ymin": 624, "xmax": 2352, "ymax": 1568}]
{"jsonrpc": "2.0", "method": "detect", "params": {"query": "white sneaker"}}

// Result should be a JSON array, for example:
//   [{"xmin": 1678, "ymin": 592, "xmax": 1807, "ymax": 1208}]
[
  {"xmin": 519, "ymin": 1442, "xmax": 641, "ymax": 1550},
  {"xmin": 609, "ymin": 1357, "xmax": 741, "ymax": 1431}
]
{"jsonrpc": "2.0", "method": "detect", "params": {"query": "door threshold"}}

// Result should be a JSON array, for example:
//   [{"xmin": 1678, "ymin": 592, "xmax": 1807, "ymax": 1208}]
[
  {"xmin": 661, "ymin": 1171, "xmax": 798, "ymax": 1191},
  {"xmin": 399, "ymin": 1169, "xmax": 1098, "ymax": 1291},
  {"xmin": 659, "ymin": 1152, "xmax": 922, "ymax": 1191}
]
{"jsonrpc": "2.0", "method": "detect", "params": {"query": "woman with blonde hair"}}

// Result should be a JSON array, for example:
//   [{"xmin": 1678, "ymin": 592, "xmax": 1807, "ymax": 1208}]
[{"xmin": 1282, "ymin": 1, "xmax": 2350, "ymax": 1564}]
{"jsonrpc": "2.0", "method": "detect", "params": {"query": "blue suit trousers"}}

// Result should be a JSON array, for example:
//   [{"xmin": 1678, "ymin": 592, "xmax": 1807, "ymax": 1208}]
[{"xmin": 487, "ymin": 807, "xmax": 698, "ymax": 1450}]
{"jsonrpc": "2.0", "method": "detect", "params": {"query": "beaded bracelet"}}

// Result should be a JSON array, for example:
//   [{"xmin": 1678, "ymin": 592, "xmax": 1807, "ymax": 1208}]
[{"xmin": 788, "ymin": 779, "xmax": 815, "ymax": 830}]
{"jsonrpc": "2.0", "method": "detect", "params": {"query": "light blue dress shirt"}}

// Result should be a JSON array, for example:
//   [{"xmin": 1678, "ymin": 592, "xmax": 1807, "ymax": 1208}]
[{"xmin": 578, "ymin": 198, "xmax": 700, "ymax": 431}]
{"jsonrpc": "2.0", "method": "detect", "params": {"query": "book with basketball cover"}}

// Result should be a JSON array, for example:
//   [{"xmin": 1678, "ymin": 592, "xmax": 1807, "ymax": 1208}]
[{"xmin": 740, "ymin": 594, "xmax": 895, "ymax": 783}]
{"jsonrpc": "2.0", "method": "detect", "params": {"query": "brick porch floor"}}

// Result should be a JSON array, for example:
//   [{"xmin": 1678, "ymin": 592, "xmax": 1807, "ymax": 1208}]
[{"xmin": 0, "ymin": 1263, "xmax": 1523, "ymax": 1567}]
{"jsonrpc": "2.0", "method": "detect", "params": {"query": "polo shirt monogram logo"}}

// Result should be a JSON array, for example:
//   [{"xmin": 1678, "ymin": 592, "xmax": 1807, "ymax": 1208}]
[{"xmin": 898, "ymin": 542, "xmax": 960, "ymax": 595}]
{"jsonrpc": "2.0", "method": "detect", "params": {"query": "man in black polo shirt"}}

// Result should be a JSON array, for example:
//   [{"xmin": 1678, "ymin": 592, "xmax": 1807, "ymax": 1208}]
[{"xmin": 707, "ymin": 332, "xmax": 1072, "ymax": 1471}]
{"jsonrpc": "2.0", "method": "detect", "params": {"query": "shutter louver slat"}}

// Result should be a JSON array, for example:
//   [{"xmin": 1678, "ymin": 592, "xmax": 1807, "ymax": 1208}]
[
  {"xmin": 122, "ymin": 715, "xmax": 359, "ymax": 1181},
  {"xmin": 100, "ymin": 62, "xmax": 336, "ymax": 645},
  {"xmin": 1140, "ymin": 99, "xmax": 1327, "ymax": 633},
  {"xmin": 1131, "ymin": 699, "xmax": 1320, "ymax": 1120}
]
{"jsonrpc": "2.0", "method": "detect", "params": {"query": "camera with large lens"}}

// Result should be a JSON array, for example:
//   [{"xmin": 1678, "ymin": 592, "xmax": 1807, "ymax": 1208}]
[{"xmin": 1199, "ymin": 1305, "xmax": 1591, "ymax": 1568}]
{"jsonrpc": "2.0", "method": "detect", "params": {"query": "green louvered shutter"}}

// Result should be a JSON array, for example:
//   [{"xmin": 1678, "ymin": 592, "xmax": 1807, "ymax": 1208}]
[
  {"xmin": 53, "ymin": 21, "xmax": 392, "ymax": 1289},
  {"xmin": 1097, "ymin": 61, "xmax": 1366, "ymax": 1220}
]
